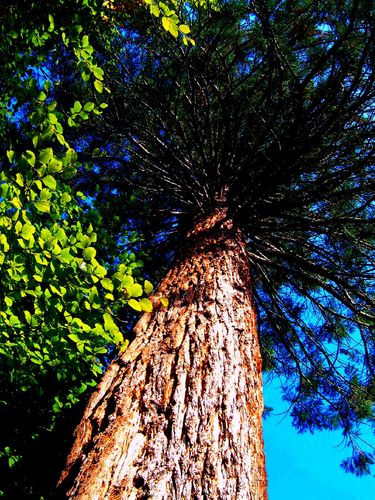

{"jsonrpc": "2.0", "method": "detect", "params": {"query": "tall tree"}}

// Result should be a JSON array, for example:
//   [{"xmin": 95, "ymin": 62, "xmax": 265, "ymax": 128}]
[{"xmin": 59, "ymin": 0, "xmax": 375, "ymax": 497}]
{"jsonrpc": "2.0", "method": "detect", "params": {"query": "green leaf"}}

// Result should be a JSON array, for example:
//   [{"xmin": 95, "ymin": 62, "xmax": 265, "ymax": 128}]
[
  {"xmin": 160, "ymin": 297, "xmax": 169, "ymax": 308},
  {"xmin": 40, "ymin": 188, "xmax": 52, "ymax": 200},
  {"xmin": 94, "ymin": 80, "xmax": 103, "ymax": 93},
  {"xmin": 11, "ymin": 197, "xmax": 22, "ymax": 209},
  {"xmin": 68, "ymin": 333, "xmax": 81, "ymax": 344},
  {"xmin": 139, "ymin": 298, "xmax": 153, "ymax": 312},
  {"xmin": 93, "ymin": 67, "xmax": 104, "ymax": 80},
  {"xmin": 9, "ymin": 315, "xmax": 21, "ymax": 328},
  {"xmin": 6, "ymin": 150, "xmax": 15, "ymax": 163},
  {"xmin": 48, "ymin": 14, "xmax": 55, "ymax": 31},
  {"xmin": 73, "ymin": 101, "xmax": 82, "ymax": 113},
  {"xmin": 129, "ymin": 283, "xmax": 143, "ymax": 298},
  {"xmin": 48, "ymin": 113, "xmax": 58, "ymax": 124},
  {"xmin": 93, "ymin": 263, "xmax": 107, "ymax": 278},
  {"xmin": 179, "ymin": 24, "xmax": 190, "ymax": 34},
  {"xmin": 25, "ymin": 150, "xmax": 36, "ymax": 166},
  {"xmin": 21, "ymin": 223, "xmax": 36, "ymax": 240},
  {"xmin": 48, "ymin": 100, "xmax": 57, "ymax": 111},
  {"xmin": 121, "ymin": 275, "xmax": 134, "ymax": 287},
  {"xmin": 128, "ymin": 298, "xmax": 141, "ymax": 312},
  {"xmin": 48, "ymin": 157, "xmax": 63, "ymax": 173},
  {"xmin": 39, "ymin": 148, "xmax": 53, "ymax": 164},
  {"xmin": 101, "ymin": 278, "xmax": 114, "ymax": 291},
  {"xmin": 103, "ymin": 312, "xmax": 117, "ymax": 331},
  {"xmin": 15, "ymin": 173, "xmax": 24, "ymax": 186},
  {"xmin": 84, "ymin": 102, "xmax": 95, "ymax": 111},
  {"xmin": 82, "ymin": 70, "xmax": 90, "ymax": 82},
  {"xmin": 144, "ymin": 280, "xmax": 154, "ymax": 295},
  {"xmin": 42, "ymin": 175, "xmax": 57, "ymax": 190},
  {"xmin": 150, "ymin": 4, "xmax": 160, "ymax": 17},
  {"xmin": 24, "ymin": 310, "xmax": 32, "ymax": 324},
  {"xmin": 61, "ymin": 192, "xmax": 72, "ymax": 203},
  {"xmin": 34, "ymin": 200, "xmax": 50, "ymax": 213},
  {"xmin": 83, "ymin": 247, "xmax": 96, "ymax": 260},
  {"xmin": 4, "ymin": 296, "xmax": 13, "ymax": 307},
  {"xmin": 1, "ymin": 183, "xmax": 9, "ymax": 197},
  {"xmin": 60, "ymin": 247, "xmax": 73, "ymax": 263},
  {"xmin": 162, "ymin": 16, "xmax": 171, "ymax": 32},
  {"xmin": 170, "ymin": 23, "xmax": 179, "ymax": 38}
]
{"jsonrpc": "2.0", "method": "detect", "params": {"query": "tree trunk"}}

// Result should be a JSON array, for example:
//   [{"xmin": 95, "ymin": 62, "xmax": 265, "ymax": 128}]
[{"xmin": 58, "ymin": 207, "xmax": 267, "ymax": 499}]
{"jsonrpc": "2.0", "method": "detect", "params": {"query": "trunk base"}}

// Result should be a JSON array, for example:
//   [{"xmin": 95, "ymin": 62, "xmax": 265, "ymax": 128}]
[{"xmin": 59, "ymin": 209, "xmax": 267, "ymax": 499}]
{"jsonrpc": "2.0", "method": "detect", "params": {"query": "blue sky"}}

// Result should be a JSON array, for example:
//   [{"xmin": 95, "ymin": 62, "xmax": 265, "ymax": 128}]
[{"xmin": 263, "ymin": 381, "xmax": 374, "ymax": 499}]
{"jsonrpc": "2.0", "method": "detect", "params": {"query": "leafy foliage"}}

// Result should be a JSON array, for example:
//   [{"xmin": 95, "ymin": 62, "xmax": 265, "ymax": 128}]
[{"xmin": 0, "ymin": 0, "xmax": 159, "ymax": 495}]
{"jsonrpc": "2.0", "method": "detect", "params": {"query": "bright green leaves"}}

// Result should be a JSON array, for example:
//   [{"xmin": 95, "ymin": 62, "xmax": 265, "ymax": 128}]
[
  {"xmin": 101, "ymin": 277, "xmax": 114, "ymax": 291},
  {"xmin": 60, "ymin": 247, "xmax": 74, "ymax": 264},
  {"xmin": 33, "ymin": 200, "xmax": 51, "ymax": 213},
  {"xmin": 20, "ymin": 223, "xmax": 36, "ymax": 241},
  {"xmin": 161, "ymin": 16, "xmax": 179, "ymax": 38},
  {"xmin": 0, "ymin": 1, "xmax": 132, "ymax": 493},
  {"xmin": 144, "ymin": 279, "xmax": 154, "ymax": 294},
  {"xmin": 39, "ymin": 147, "xmax": 53, "ymax": 164},
  {"xmin": 0, "ymin": 447, "xmax": 21, "ymax": 470},
  {"xmin": 41, "ymin": 175, "xmax": 56, "ymax": 190},
  {"xmin": 84, "ymin": 101, "xmax": 95, "ymax": 112},
  {"xmin": 179, "ymin": 24, "xmax": 190, "ymax": 34},
  {"xmin": 129, "ymin": 283, "xmax": 143, "ymax": 298},
  {"xmin": 68, "ymin": 33, "xmax": 110, "ymax": 96},
  {"xmin": 72, "ymin": 101, "xmax": 82, "ymax": 113},
  {"xmin": 103, "ymin": 312, "xmax": 121, "ymax": 339},
  {"xmin": 83, "ymin": 246, "xmax": 96, "ymax": 260},
  {"xmin": 128, "ymin": 298, "xmax": 142, "ymax": 311},
  {"xmin": 48, "ymin": 14, "xmax": 55, "ymax": 33},
  {"xmin": 0, "ymin": 234, "xmax": 9, "ymax": 253},
  {"xmin": 160, "ymin": 297, "xmax": 169, "ymax": 308},
  {"xmin": 68, "ymin": 98, "xmax": 106, "ymax": 127},
  {"xmin": 15, "ymin": 173, "xmax": 24, "ymax": 187},
  {"xmin": 24, "ymin": 150, "xmax": 36, "ymax": 167},
  {"xmin": 139, "ymin": 297, "xmax": 153, "ymax": 312},
  {"xmin": 144, "ymin": 0, "xmax": 195, "ymax": 45},
  {"xmin": 94, "ymin": 80, "xmax": 104, "ymax": 93}
]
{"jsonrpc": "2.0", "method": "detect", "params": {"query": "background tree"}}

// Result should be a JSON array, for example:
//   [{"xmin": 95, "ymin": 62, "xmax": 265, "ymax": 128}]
[{"xmin": 59, "ymin": 0, "xmax": 375, "ymax": 497}]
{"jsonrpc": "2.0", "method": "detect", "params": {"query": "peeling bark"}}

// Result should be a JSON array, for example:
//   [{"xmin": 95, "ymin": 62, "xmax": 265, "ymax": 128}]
[{"xmin": 58, "ymin": 208, "xmax": 267, "ymax": 499}]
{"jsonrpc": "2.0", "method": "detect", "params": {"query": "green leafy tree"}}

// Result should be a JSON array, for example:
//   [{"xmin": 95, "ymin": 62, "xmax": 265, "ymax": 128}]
[
  {"xmin": 59, "ymin": 0, "xmax": 374, "ymax": 497},
  {"xmin": 0, "ymin": 0, "xmax": 162, "ymax": 495}
]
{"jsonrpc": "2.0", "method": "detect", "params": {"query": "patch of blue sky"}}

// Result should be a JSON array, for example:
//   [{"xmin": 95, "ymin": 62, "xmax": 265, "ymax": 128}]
[
  {"xmin": 263, "ymin": 378, "xmax": 375, "ymax": 500},
  {"xmin": 30, "ymin": 63, "xmax": 53, "ymax": 90}
]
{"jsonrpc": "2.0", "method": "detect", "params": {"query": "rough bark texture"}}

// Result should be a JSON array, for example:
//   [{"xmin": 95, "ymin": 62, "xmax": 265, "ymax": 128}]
[{"xmin": 59, "ymin": 208, "xmax": 267, "ymax": 499}]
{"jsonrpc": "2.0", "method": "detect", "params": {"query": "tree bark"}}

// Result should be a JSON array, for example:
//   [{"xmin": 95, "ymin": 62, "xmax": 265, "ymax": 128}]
[{"xmin": 58, "ymin": 207, "xmax": 267, "ymax": 499}]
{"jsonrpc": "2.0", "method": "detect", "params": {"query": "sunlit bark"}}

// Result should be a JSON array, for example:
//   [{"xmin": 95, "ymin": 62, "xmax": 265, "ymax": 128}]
[{"xmin": 59, "ymin": 208, "xmax": 267, "ymax": 499}]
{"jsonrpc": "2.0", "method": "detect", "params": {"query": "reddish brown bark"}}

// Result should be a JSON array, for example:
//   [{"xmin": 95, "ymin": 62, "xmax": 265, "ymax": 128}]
[{"xmin": 59, "ymin": 208, "xmax": 267, "ymax": 499}]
